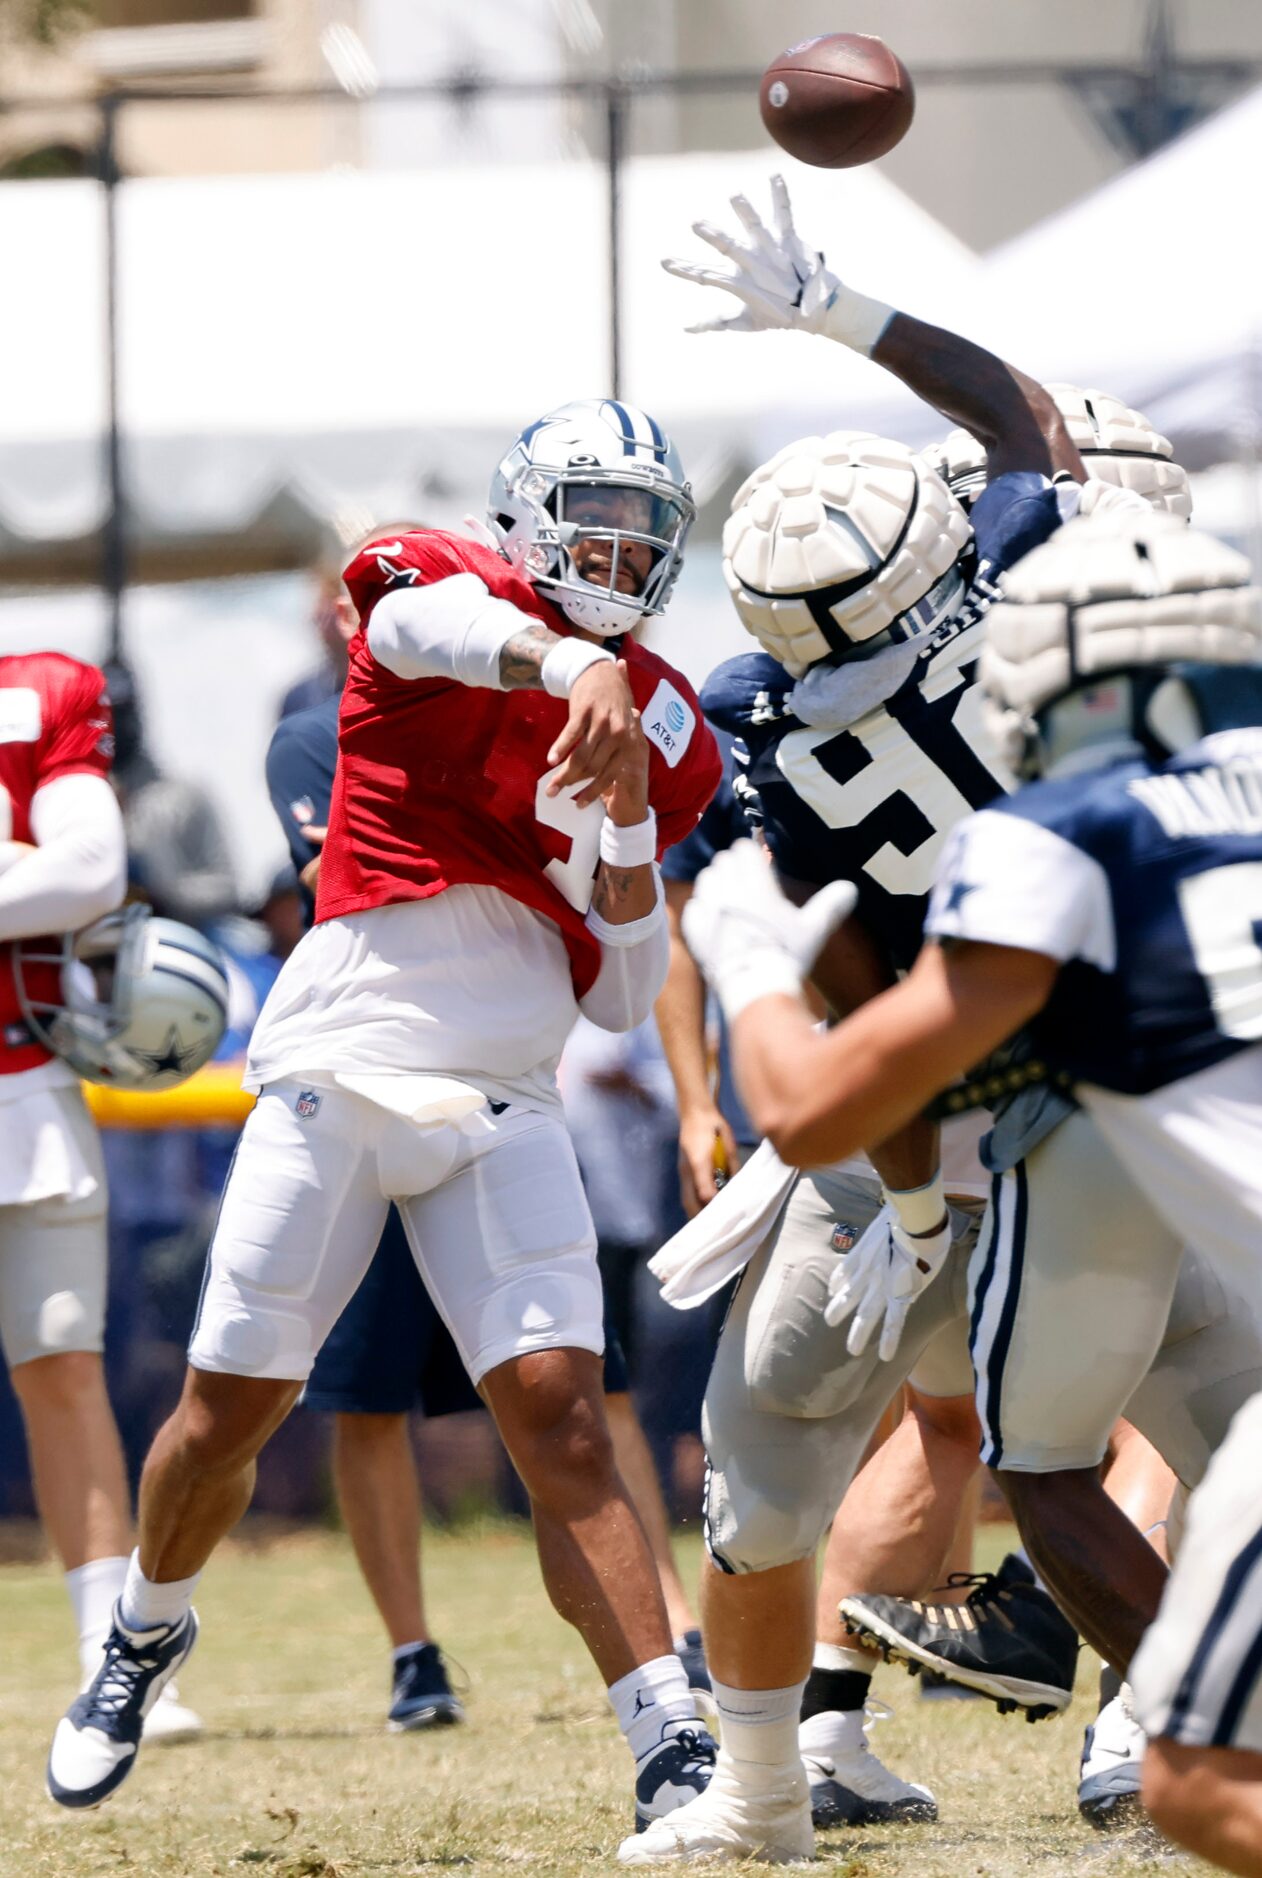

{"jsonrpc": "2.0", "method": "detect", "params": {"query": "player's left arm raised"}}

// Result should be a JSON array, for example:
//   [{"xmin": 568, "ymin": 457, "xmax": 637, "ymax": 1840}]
[{"xmin": 664, "ymin": 174, "xmax": 1085, "ymax": 485}]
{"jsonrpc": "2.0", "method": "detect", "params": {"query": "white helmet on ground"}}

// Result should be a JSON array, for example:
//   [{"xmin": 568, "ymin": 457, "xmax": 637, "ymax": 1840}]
[
  {"xmin": 13, "ymin": 904, "xmax": 230, "ymax": 1090},
  {"xmin": 923, "ymin": 384, "xmax": 1193, "ymax": 519},
  {"xmin": 487, "ymin": 398, "xmax": 694, "ymax": 637},
  {"xmin": 722, "ymin": 431, "xmax": 973, "ymax": 678},
  {"xmin": 981, "ymin": 510, "xmax": 1262, "ymax": 775}
]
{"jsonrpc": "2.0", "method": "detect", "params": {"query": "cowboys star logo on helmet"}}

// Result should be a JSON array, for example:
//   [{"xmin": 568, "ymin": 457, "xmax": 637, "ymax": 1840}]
[
  {"xmin": 12, "ymin": 905, "xmax": 230, "ymax": 1091},
  {"xmin": 488, "ymin": 398, "xmax": 695, "ymax": 638}
]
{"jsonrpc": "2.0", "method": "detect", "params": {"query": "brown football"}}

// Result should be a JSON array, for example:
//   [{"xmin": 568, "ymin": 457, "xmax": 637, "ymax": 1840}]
[{"xmin": 759, "ymin": 32, "xmax": 915, "ymax": 168}]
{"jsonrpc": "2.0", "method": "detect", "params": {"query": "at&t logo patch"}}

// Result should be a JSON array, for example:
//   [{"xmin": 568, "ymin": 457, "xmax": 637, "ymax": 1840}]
[{"xmin": 642, "ymin": 679, "xmax": 695, "ymax": 769}]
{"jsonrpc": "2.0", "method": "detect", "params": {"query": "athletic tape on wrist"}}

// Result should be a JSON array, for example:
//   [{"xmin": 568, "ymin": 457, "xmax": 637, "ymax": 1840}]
[
  {"xmin": 540, "ymin": 637, "xmax": 616, "ymax": 699},
  {"xmin": 599, "ymin": 811, "xmax": 657, "ymax": 870},
  {"xmin": 882, "ymin": 1171, "xmax": 947, "ymax": 1237},
  {"xmin": 823, "ymin": 287, "xmax": 896, "ymax": 358}
]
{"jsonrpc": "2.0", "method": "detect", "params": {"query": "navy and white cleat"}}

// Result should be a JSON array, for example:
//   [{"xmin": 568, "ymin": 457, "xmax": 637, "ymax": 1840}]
[
  {"xmin": 633, "ymin": 1720, "xmax": 718, "ymax": 1834},
  {"xmin": 387, "ymin": 1642, "xmax": 464, "ymax": 1732},
  {"xmin": 47, "ymin": 1609, "xmax": 198, "ymax": 1809}
]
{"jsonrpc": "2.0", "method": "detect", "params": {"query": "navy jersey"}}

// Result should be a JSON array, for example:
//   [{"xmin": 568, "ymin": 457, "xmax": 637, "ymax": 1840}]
[
  {"xmin": 265, "ymin": 695, "xmax": 338, "ymax": 918},
  {"xmin": 660, "ymin": 729, "xmax": 750, "ymax": 886},
  {"xmin": 929, "ymin": 730, "xmax": 1262, "ymax": 1095},
  {"xmin": 703, "ymin": 472, "xmax": 1066, "ymax": 971}
]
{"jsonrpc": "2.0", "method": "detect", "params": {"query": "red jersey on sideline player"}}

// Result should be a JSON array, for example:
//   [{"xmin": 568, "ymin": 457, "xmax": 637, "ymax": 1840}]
[{"xmin": 0, "ymin": 653, "xmax": 113, "ymax": 1072}]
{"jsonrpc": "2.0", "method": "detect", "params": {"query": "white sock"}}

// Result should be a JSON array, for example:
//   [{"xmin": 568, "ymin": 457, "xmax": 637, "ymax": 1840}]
[
  {"xmin": 799, "ymin": 1706, "xmax": 863, "ymax": 1760},
  {"xmin": 812, "ymin": 1641, "xmax": 874, "ymax": 1674},
  {"xmin": 608, "ymin": 1654, "xmax": 698, "ymax": 1764},
  {"xmin": 712, "ymin": 1676, "xmax": 807, "ymax": 1768},
  {"xmin": 119, "ymin": 1549, "xmax": 200, "ymax": 1633},
  {"xmin": 391, "ymin": 1640, "xmax": 429, "ymax": 1663},
  {"xmin": 66, "ymin": 1554, "xmax": 129, "ymax": 1679}
]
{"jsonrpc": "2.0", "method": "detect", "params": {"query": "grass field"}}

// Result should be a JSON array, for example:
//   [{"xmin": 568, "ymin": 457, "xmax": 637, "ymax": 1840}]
[{"xmin": 0, "ymin": 1519, "xmax": 1201, "ymax": 1876}]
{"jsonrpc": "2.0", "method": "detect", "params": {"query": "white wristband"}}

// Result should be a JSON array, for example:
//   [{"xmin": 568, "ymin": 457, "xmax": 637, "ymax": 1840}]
[
  {"xmin": 540, "ymin": 637, "xmax": 616, "ymax": 699},
  {"xmin": 882, "ymin": 1171, "xmax": 947, "ymax": 1237},
  {"xmin": 599, "ymin": 811, "xmax": 657, "ymax": 870},
  {"xmin": 820, "ymin": 287, "xmax": 896, "ymax": 358}
]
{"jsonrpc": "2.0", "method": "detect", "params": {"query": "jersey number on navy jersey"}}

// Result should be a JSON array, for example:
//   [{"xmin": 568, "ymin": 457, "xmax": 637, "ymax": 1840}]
[{"xmin": 775, "ymin": 659, "xmax": 1010, "ymax": 897}]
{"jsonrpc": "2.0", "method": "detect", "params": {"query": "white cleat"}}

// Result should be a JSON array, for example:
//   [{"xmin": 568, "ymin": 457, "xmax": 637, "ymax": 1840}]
[
  {"xmin": 1078, "ymin": 1684, "xmax": 1146, "ymax": 1830},
  {"xmin": 801, "ymin": 1705, "xmax": 936, "ymax": 1828},
  {"xmin": 143, "ymin": 1680, "xmax": 204, "ymax": 1745},
  {"xmin": 618, "ymin": 1749, "xmax": 813, "ymax": 1865}
]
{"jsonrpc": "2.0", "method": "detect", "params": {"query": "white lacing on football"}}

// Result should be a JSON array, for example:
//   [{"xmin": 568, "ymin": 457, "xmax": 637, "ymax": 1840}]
[
  {"xmin": 925, "ymin": 385, "xmax": 1193, "ymax": 520},
  {"xmin": 722, "ymin": 431, "xmax": 971, "ymax": 678},
  {"xmin": 980, "ymin": 511, "xmax": 1262, "ymax": 755}
]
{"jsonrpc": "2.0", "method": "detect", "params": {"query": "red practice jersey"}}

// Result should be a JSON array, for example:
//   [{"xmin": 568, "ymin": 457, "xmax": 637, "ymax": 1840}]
[
  {"xmin": 0, "ymin": 652, "xmax": 114, "ymax": 1073},
  {"xmin": 319, "ymin": 530, "xmax": 721, "ymax": 997}
]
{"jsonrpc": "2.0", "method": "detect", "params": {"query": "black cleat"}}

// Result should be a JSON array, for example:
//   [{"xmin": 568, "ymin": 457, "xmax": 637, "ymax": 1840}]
[
  {"xmin": 387, "ymin": 1642, "xmax": 464, "ymax": 1732},
  {"xmin": 839, "ymin": 1553, "xmax": 1078, "ymax": 1721}
]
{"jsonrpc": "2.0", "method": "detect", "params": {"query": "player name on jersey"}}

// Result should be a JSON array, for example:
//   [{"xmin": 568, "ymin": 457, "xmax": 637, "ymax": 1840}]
[{"xmin": 1129, "ymin": 744, "xmax": 1262, "ymax": 839}]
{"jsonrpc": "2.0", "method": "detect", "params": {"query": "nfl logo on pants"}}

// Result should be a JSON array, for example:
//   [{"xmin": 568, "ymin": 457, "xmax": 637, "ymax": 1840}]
[{"xmin": 295, "ymin": 1089, "xmax": 321, "ymax": 1118}]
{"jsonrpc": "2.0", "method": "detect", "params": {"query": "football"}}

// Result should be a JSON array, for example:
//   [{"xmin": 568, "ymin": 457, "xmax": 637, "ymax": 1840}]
[{"xmin": 759, "ymin": 32, "xmax": 915, "ymax": 168}]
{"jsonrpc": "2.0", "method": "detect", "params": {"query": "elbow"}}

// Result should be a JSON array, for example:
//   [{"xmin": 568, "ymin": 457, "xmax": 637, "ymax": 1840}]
[{"xmin": 761, "ymin": 1109, "xmax": 817, "ymax": 1169}]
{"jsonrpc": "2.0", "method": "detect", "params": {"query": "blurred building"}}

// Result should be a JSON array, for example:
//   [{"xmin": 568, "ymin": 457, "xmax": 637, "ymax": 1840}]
[{"xmin": 5, "ymin": 1, "xmax": 1262, "ymax": 251}]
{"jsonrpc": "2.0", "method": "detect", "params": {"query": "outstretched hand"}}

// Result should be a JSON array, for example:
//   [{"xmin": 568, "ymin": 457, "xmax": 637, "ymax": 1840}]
[
  {"xmin": 662, "ymin": 175, "xmax": 891, "ymax": 357},
  {"xmin": 663, "ymin": 175, "xmax": 825, "ymax": 335}
]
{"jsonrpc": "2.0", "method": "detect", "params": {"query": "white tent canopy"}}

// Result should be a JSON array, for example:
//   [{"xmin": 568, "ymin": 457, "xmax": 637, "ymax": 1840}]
[
  {"xmin": 0, "ymin": 150, "xmax": 973, "ymax": 572},
  {"xmin": 969, "ymin": 83, "xmax": 1262, "ymax": 471}
]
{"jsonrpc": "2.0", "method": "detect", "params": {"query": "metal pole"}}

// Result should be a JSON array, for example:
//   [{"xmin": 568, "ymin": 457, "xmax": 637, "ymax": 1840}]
[
  {"xmin": 606, "ymin": 82, "xmax": 626, "ymax": 399},
  {"xmin": 99, "ymin": 94, "xmax": 127, "ymax": 666}
]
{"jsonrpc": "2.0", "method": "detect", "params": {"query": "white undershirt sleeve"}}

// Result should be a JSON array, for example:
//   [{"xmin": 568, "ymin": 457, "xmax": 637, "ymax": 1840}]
[
  {"xmin": 0, "ymin": 772, "xmax": 127, "ymax": 942},
  {"xmin": 367, "ymin": 575, "xmax": 542, "ymax": 689},
  {"xmin": 578, "ymin": 869, "xmax": 670, "ymax": 1032}
]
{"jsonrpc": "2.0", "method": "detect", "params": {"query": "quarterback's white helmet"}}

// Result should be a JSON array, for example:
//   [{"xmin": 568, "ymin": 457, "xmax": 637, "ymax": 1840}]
[
  {"xmin": 722, "ymin": 431, "xmax": 972, "ymax": 678},
  {"xmin": 13, "ymin": 905, "xmax": 230, "ymax": 1090},
  {"xmin": 923, "ymin": 384, "xmax": 1192, "ymax": 519},
  {"xmin": 981, "ymin": 510, "xmax": 1262, "ymax": 774},
  {"xmin": 488, "ymin": 398, "xmax": 694, "ymax": 637}
]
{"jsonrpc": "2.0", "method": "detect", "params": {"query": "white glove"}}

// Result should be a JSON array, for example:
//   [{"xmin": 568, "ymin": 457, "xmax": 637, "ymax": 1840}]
[
  {"xmin": 681, "ymin": 838, "xmax": 857, "ymax": 1022},
  {"xmin": 1074, "ymin": 479, "xmax": 1153, "ymax": 519},
  {"xmin": 824, "ymin": 1204, "xmax": 952, "ymax": 1363},
  {"xmin": 662, "ymin": 174, "xmax": 894, "ymax": 355}
]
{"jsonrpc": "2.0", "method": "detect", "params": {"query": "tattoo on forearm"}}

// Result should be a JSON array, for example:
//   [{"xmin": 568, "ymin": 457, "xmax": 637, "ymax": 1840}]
[
  {"xmin": 498, "ymin": 622, "xmax": 559, "ymax": 690},
  {"xmin": 591, "ymin": 863, "xmax": 643, "ymax": 921}
]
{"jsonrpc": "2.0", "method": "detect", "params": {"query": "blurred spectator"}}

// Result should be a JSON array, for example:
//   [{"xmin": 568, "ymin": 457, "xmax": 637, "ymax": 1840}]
[
  {"xmin": 657, "ymin": 733, "xmax": 758, "ymax": 1214},
  {"xmin": 278, "ymin": 564, "xmax": 358, "ymax": 720},
  {"xmin": 106, "ymin": 662, "xmax": 237, "ymax": 931}
]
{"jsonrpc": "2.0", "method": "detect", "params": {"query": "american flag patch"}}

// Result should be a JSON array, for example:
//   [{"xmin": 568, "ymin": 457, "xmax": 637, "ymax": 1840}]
[{"xmin": 295, "ymin": 1089, "xmax": 321, "ymax": 1118}]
